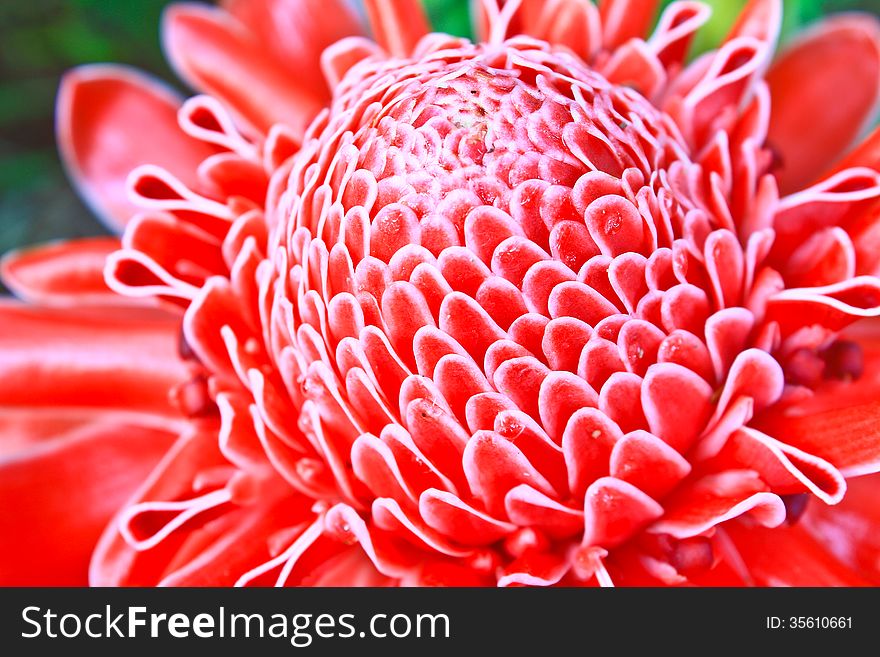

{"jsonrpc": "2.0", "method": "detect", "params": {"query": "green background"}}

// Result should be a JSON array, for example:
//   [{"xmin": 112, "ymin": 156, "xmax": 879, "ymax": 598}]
[{"xmin": 1, "ymin": 0, "xmax": 878, "ymax": 256}]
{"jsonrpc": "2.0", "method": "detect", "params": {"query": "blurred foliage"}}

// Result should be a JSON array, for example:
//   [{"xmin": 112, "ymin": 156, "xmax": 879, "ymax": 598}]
[
  {"xmin": 0, "ymin": 0, "xmax": 170, "ymax": 256},
  {"xmin": 1, "ymin": 0, "xmax": 879, "ymax": 261}
]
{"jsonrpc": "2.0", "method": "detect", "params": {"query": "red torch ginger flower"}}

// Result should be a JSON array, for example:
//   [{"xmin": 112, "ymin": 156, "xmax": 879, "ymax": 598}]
[{"xmin": 3, "ymin": 0, "xmax": 880, "ymax": 586}]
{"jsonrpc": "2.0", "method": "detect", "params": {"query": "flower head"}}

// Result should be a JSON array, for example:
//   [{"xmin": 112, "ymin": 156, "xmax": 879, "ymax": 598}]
[{"xmin": 3, "ymin": 0, "xmax": 880, "ymax": 587}]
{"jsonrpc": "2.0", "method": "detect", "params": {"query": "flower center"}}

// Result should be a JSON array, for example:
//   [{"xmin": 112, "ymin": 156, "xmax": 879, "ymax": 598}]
[
  {"xmin": 252, "ymin": 38, "xmax": 754, "ymax": 579},
  {"xmin": 279, "ymin": 37, "xmax": 696, "ymax": 269}
]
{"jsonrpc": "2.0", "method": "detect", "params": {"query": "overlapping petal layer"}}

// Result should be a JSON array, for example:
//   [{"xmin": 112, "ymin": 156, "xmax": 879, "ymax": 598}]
[{"xmin": 2, "ymin": 0, "xmax": 880, "ymax": 587}]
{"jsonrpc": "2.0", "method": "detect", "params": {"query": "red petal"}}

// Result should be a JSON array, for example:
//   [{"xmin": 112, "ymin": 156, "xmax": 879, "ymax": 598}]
[
  {"xmin": 0, "ymin": 423, "xmax": 176, "ymax": 585},
  {"xmin": 352, "ymin": 434, "xmax": 418, "ymax": 504},
  {"xmin": 714, "ymin": 428, "xmax": 846, "ymax": 505},
  {"xmin": 583, "ymin": 476, "xmax": 663, "ymax": 548},
  {"xmin": 0, "ymin": 237, "xmax": 144, "ymax": 307},
  {"xmin": 463, "ymin": 430, "xmax": 556, "ymax": 517},
  {"xmin": 599, "ymin": 0, "xmax": 661, "ymax": 49},
  {"xmin": 504, "ymin": 484, "xmax": 584, "ymax": 540},
  {"xmin": 419, "ymin": 488, "xmax": 516, "ymax": 546},
  {"xmin": 767, "ymin": 15, "xmax": 880, "ymax": 192},
  {"xmin": 725, "ymin": 0, "xmax": 782, "ymax": 48},
  {"xmin": 725, "ymin": 522, "xmax": 868, "ymax": 586},
  {"xmin": 609, "ymin": 430, "xmax": 691, "ymax": 500},
  {"xmin": 641, "ymin": 362, "xmax": 713, "ymax": 453},
  {"xmin": 498, "ymin": 551, "xmax": 570, "ymax": 587},
  {"xmin": 163, "ymin": 4, "xmax": 325, "ymax": 136},
  {"xmin": 89, "ymin": 428, "xmax": 233, "ymax": 585},
  {"xmin": 804, "ymin": 472, "xmax": 880, "ymax": 584},
  {"xmin": 766, "ymin": 276, "xmax": 880, "ymax": 335},
  {"xmin": 324, "ymin": 504, "xmax": 421, "ymax": 580},
  {"xmin": 299, "ymin": 546, "xmax": 394, "ymax": 587},
  {"xmin": 222, "ymin": 0, "xmax": 362, "ymax": 100},
  {"xmin": 652, "ymin": 471, "xmax": 786, "ymax": 539},
  {"xmin": 0, "ymin": 303, "xmax": 187, "ymax": 418},
  {"xmin": 160, "ymin": 495, "xmax": 316, "ymax": 586},
  {"xmin": 57, "ymin": 65, "xmax": 216, "ymax": 229},
  {"xmin": 755, "ymin": 391, "xmax": 880, "ymax": 478},
  {"xmin": 0, "ymin": 409, "xmax": 121, "ymax": 459},
  {"xmin": 829, "ymin": 124, "xmax": 880, "ymax": 176},
  {"xmin": 525, "ymin": 0, "xmax": 601, "ymax": 62},
  {"xmin": 364, "ymin": 0, "xmax": 430, "ymax": 57},
  {"xmin": 372, "ymin": 498, "xmax": 472, "ymax": 557},
  {"xmin": 785, "ymin": 227, "xmax": 856, "ymax": 288}
]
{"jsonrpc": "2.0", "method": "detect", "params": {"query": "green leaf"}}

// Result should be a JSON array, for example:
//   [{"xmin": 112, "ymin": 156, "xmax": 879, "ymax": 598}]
[{"xmin": 424, "ymin": 0, "xmax": 474, "ymax": 39}]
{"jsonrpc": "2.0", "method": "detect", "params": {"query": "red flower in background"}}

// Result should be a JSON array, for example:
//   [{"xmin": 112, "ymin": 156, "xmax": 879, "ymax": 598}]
[{"xmin": 2, "ymin": 0, "xmax": 880, "ymax": 586}]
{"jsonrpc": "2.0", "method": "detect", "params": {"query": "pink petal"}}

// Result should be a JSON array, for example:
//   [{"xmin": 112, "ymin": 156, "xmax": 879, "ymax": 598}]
[
  {"xmin": 494, "ymin": 409, "xmax": 568, "ymax": 496},
  {"xmin": 537, "ymin": 370, "xmax": 599, "ymax": 443},
  {"xmin": 599, "ymin": 371, "xmax": 649, "ymax": 434},
  {"xmin": 584, "ymin": 195, "xmax": 647, "ymax": 257},
  {"xmin": 712, "ymin": 348, "xmax": 784, "ymax": 421},
  {"xmin": 321, "ymin": 37, "xmax": 383, "ymax": 90},
  {"xmin": 672, "ymin": 37, "xmax": 767, "ymax": 148},
  {"xmin": 657, "ymin": 329, "xmax": 715, "ymax": 382},
  {"xmin": 649, "ymin": 2, "xmax": 712, "ymax": 70},
  {"xmin": 704, "ymin": 307, "xmax": 755, "ymax": 382},
  {"xmin": 493, "ymin": 356, "xmax": 550, "ymax": 424}
]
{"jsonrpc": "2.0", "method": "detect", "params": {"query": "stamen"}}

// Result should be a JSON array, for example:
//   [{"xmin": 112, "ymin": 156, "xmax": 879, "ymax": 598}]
[
  {"xmin": 781, "ymin": 493, "xmax": 810, "ymax": 525},
  {"xmin": 821, "ymin": 340, "xmax": 864, "ymax": 381}
]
